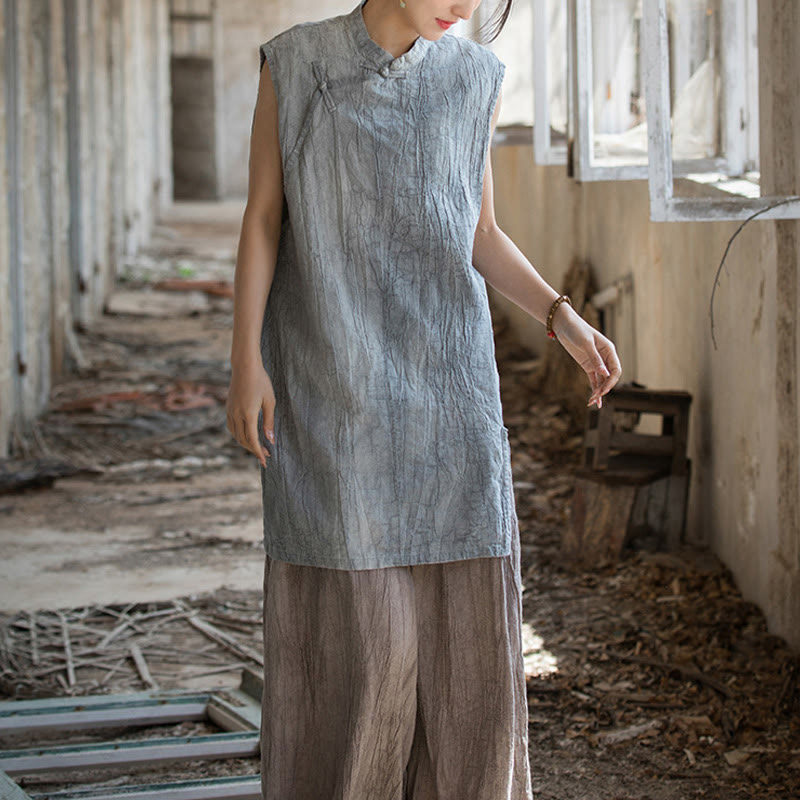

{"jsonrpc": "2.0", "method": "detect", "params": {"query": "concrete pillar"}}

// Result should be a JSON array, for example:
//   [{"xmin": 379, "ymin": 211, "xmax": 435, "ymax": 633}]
[
  {"xmin": 18, "ymin": 1, "xmax": 55, "ymax": 416},
  {"xmin": 65, "ymin": 0, "xmax": 96, "ymax": 324},
  {"xmin": 47, "ymin": 0, "xmax": 71, "ymax": 380},
  {"xmin": 153, "ymin": 0, "xmax": 173, "ymax": 211},
  {"xmin": 88, "ymin": 0, "xmax": 112, "ymax": 317},
  {"xmin": 0, "ymin": 0, "xmax": 12, "ymax": 457}
]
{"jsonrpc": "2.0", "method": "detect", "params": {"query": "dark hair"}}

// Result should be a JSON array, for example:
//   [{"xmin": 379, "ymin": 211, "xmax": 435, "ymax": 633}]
[{"xmin": 472, "ymin": 0, "xmax": 514, "ymax": 44}]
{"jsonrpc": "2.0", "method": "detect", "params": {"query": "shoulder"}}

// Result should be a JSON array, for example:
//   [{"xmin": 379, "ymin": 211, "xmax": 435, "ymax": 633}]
[
  {"xmin": 259, "ymin": 12, "xmax": 346, "ymax": 69},
  {"xmin": 427, "ymin": 34, "xmax": 506, "ymax": 109},
  {"xmin": 434, "ymin": 33, "xmax": 506, "ymax": 76}
]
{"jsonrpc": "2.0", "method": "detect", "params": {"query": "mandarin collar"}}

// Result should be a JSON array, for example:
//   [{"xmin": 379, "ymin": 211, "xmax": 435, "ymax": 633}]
[{"xmin": 347, "ymin": 0, "xmax": 434, "ymax": 75}]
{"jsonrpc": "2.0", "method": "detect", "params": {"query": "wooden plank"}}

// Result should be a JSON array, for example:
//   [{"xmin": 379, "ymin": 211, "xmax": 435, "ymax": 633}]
[
  {"xmin": 29, "ymin": 773, "xmax": 261, "ymax": 800},
  {"xmin": 0, "ymin": 688, "xmax": 210, "ymax": 715},
  {"xmin": 184, "ymin": 614, "xmax": 263, "ymax": 667},
  {"xmin": 664, "ymin": 469, "xmax": 691, "ymax": 549},
  {"xmin": 609, "ymin": 397, "xmax": 690, "ymax": 415},
  {"xmin": 206, "ymin": 689, "xmax": 261, "ymax": 733},
  {"xmin": 608, "ymin": 431, "xmax": 674, "ymax": 457},
  {"xmin": 720, "ymin": 0, "xmax": 747, "ymax": 175},
  {"xmin": 643, "ymin": 0, "xmax": 675, "ymax": 219},
  {"xmin": 565, "ymin": 478, "xmax": 637, "ymax": 562},
  {"xmin": 0, "ymin": 732, "xmax": 258, "ymax": 775},
  {"xmin": 581, "ymin": 407, "xmax": 600, "ymax": 468},
  {"xmin": 576, "ymin": 454, "xmax": 671, "ymax": 486},
  {"xmin": 671, "ymin": 410, "xmax": 691, "ymax": 476},
  {"xmin": 591, "ymin": 401, "xmax": 614, "ymax": 468},
  {"xmin": 607, "ymin": 389, "xmax": 692, "ymax": 404},
  {"xmin": 0, "ymin": 770, "xmax": 34, "ymax": 800},
  {"xmin": 655, "ymin": 195, "xmax": 800, "ymax": 222},
  {"xmin": 572, "ymin": 0, "xmax": 592, "ymax": 181},
  {"xmin": 129, "ymin": 643, "xmax": 159, "ymax": 690},
  {"xmin": 57, "ymin": 612, "xmax": 76, "ymax": 687},
  {"xmin": 0, "ymin": 693, "xmax": 210, "ymax": 737},
  {"xmin": 238, "ymin": 667, "xmax": 262, "ymax": 706}
]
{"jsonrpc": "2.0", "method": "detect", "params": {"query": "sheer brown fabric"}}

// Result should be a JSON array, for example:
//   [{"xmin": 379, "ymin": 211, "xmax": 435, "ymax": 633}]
[{"xmin": 259, "ymin": 522, "xmax": 533, "ymax": 799}]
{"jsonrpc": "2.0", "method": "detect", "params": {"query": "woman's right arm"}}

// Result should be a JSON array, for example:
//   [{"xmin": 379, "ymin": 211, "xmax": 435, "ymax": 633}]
[{"xmin": 226, "ymin": 59, "xmax": 284, "ymax": 468}]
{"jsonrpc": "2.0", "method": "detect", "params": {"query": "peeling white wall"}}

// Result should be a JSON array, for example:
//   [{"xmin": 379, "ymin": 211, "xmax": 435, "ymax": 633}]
[
  {"xmin": 490, "ymin": 2, "xmax": 799, "ymax": 650},
  {"xmin": 0, "ymin": 0, "xmax": 172, "ymax": 457}
]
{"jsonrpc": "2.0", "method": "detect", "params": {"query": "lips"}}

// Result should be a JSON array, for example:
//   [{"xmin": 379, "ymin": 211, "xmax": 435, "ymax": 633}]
[{"xmin": 435, "ymin": 18, "xmax": 455, "ymax": 30}]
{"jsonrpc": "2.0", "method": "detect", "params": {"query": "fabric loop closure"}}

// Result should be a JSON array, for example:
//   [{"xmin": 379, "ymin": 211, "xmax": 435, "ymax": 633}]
[
  {"xmin": 311, "ymin": 61, "xmax": 338, "ymax": 111},
  {"xmin": 359, "ymin": 60, "xmax": 407, "ymax": 79}
]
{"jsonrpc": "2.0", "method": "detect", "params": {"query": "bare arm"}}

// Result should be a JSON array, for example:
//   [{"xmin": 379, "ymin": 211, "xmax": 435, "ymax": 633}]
[
  {"xmin": 471, "ymin": 87, "xmax": 621, "ymax": 408},
  {"xmin": 226, "ymin": 59, "xmax": 285, "ymax": 465}
]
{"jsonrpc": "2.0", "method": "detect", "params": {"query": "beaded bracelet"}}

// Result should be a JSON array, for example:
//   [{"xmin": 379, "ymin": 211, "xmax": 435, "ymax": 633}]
[{"xmin": 546, "ymin": 294, "xmax": 573, "ymax": 341}]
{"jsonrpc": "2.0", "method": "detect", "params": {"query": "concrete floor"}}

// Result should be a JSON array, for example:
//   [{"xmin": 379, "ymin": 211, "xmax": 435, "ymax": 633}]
[{"xmin": 0, "ymin": 200, "xmax": 269, "ymax": 613}]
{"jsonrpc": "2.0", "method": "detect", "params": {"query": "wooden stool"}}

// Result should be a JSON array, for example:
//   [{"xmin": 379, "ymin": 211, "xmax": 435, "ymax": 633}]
[{"xmin": 564, "ymin": 386, "xmax": 692, "ymax": 564}]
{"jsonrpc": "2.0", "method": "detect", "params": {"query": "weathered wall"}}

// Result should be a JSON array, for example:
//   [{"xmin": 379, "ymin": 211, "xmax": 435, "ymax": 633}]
[
  {"xmin": 0, "ymin": 0, "xmax": 172, "ymax": 456},
  {"xmin": 490, "ymin": 3, "xmax": 799, "ymax": 650},
  {"xmin": 0, "ymin": 0, "xmax": 11, "ymax": 456}
]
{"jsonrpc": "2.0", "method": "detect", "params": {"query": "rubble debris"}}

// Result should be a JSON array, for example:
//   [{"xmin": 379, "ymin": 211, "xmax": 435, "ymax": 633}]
[
  {"xmin": 153, "ymin": 278, "xmax": 234, "ymax": 299},
  {"xmin": 0, "ymin": 459, "xmax": 96, "ymax": 495},
  {"xmin": 105, "ymin": 288, "xmax": 210, "ymax": 317},
  {"xmin": 0, "ymin": 276, "xmax": 797, "ymax": 799},
  {"xmin": 493, "ymin": 309, "xmax": 800, "ymax": 799}
]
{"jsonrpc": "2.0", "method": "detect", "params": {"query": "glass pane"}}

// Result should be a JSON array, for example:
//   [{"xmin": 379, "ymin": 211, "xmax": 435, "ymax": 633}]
[
  {"xmin": 486, "ymin": 0, "xmax": 534, "ymax": 126},
  {"xmin": 547, "ymin": 0, "xmax": 568, "ymax": 137},
  {"xmin": 667, "ymin": 0, "xmax": 720, "ymax": 160},
  {"xmin": 590, "ymin": 0, "xmax": 722, "ymax": 165}
]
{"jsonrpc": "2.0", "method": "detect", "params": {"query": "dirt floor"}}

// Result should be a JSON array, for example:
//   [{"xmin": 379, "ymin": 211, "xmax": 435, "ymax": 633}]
[{"xmin": 0, "ymin": 202, "xmax": 798, "ymax": 799}]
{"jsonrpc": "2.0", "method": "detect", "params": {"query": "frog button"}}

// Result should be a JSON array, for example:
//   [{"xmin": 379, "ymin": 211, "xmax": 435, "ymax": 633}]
[{"xmin": 379, "ymin": 65, "xmax": 390, "ymax": 78}]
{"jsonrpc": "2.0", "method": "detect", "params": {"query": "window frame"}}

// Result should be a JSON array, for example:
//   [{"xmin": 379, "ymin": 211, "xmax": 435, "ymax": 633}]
[
  {"xmin": 532, "ymin": 0, "xmax": 568, "ymax": 166},
  {"xmin": 570, "ymin": 0, "xmax": 742, "ymax": 184},
  {"xmin": 642, "ymin": 0, "xmax": 800, "ymax": 221}
]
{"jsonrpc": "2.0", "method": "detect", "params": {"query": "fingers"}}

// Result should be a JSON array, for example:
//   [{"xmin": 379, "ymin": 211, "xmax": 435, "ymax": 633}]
[
  {"xmin": 262, "ymin": 404, "xmax": 275, "ymax": 446},
  {"xmin": 587, "ymin": 337, "xmax": 622, "ymax": 409},
  {"xmin": 226, "ymin": 403, "xmax": 274, "ymax": 468},
  {"xmin": 587, "ymin": 364, "xmax": 610, "ymax": 408},
  {"xmin": 246, "ymin": 413, "xmax": 269, "ymax": 468}
]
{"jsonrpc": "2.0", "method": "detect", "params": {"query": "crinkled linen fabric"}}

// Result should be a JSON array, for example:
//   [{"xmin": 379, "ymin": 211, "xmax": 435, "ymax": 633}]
[
  {"xmin": 259, "ymin": 515, "xmax": 534, "ymax": 800},
  {"xmin": 257, "ymin": 0, "xmax": 514, "ymax": 569}
]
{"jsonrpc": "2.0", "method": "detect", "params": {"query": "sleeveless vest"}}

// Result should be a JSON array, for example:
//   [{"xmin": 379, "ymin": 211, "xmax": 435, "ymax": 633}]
[{"xmin": 257, "ymin": 0, "xmax": 515, "ymax": 569}]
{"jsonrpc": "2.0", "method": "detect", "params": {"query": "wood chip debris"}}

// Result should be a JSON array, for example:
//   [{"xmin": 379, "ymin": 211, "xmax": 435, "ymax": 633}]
[{"xmin": 0, "ymin": 593, "xmax": 265, "ymax": 698}]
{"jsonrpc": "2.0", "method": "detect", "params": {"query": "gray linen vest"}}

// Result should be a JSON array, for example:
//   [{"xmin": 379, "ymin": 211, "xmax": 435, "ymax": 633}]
[{"xmin": 257, "ymin": 0, "xmax": 516, "ymax": 570}]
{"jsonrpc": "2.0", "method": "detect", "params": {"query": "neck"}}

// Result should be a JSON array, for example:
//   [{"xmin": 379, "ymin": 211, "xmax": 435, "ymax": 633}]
[{"xmin": 361, "ymin": 0, "xmax": 420, "ymax": 59}]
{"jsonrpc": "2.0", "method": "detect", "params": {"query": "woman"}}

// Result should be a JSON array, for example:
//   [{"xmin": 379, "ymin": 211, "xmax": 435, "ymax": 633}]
[{"xmin": 227, "ymin": 1, "xmax": 622, "ymax": 797}]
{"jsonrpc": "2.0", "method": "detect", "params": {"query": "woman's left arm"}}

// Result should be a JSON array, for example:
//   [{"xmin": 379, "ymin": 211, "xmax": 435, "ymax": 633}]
[{"xmin": 472, "ymin": 87, "xmax": 622, "ymax": 409}]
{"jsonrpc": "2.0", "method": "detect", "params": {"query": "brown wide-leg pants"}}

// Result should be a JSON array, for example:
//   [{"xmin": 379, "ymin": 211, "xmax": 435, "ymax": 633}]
[{"xmin": 259, "ymin": 523, "xmax": 533, "ymax": 800}]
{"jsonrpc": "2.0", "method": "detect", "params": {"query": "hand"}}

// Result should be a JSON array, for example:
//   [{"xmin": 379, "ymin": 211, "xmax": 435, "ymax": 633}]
[
  {"xmin": 226, "ymin": 363, "xmax": 276, "ymax": 468},
  {"xmin": 551, "ymin": 304, "xmax": 622, "ymax": 409}
]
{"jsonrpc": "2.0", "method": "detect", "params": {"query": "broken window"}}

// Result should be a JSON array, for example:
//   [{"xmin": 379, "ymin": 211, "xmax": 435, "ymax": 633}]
[
  {"xmin": 533, "ymin": 0, "xmax": 569, "ymax": 164},
  {"xmin": 642, "ymin": 0, "xmax": 800, "ymax": 221},
  {"xmin": 568, "ymin": 0, "xmax": 743, "ymax": 182},
  {"xmin": 532, "ymin": 0, "xmax": 800, "ymax": 220},
  {"xmin": 472, "ymin": 0, "xmax": 536, "ymax": 128}
]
